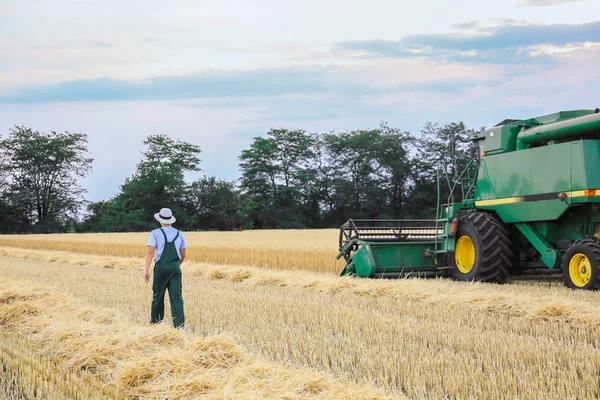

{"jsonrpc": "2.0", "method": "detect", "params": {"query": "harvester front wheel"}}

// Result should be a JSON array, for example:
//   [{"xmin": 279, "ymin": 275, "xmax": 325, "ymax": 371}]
[
  {"xmin": 450, "ymin": 212, "xmax": 513, "ymax": 283},
  {"xmin": 562, "ymin": 240, "xmax": 600, "ymax": 290}
]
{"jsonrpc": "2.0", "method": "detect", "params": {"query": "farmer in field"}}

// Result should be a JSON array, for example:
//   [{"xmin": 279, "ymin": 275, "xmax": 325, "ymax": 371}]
[{"xmin": 144, "ymin": 207, "xmax": 187, "ymax": 328}]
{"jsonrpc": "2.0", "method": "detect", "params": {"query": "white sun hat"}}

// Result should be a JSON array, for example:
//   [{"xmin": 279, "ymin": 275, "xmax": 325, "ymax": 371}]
[{"xmin": 154, "ymin": 207, "xmax": 176, "ymax": 224}]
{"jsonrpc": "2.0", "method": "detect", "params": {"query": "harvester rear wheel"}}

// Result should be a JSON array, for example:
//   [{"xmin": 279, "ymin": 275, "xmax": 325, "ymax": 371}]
[
  {"xmin": 562, "ymin": 240, "xmax": 600, "ymax": 290},
  {"xmin": 450, "ymin": 212, "xmax": 513, "ymax": 283}
]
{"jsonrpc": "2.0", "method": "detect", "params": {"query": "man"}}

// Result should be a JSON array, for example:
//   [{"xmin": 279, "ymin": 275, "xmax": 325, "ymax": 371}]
[{"xmin": 144, "ymin": 207, "xmax": 187, "ymax": 328}]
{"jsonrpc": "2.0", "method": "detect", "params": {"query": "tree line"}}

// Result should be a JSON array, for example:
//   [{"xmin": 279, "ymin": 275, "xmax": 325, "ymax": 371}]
[{"xmin": 0, "ymin": 122, "xmax": 481, "ymax": 234}]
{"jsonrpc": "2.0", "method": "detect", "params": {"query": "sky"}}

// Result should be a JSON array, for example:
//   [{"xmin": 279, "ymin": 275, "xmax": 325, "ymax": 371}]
[{"xmin": 1, "ymin": 0, "xmax": 599, "ymax": 201}]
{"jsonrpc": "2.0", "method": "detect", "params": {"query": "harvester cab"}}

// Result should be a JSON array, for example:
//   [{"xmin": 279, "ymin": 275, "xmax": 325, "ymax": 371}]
[{"xmin": 338, "ymin": 108, "xmax": 600, "ymax": 290}]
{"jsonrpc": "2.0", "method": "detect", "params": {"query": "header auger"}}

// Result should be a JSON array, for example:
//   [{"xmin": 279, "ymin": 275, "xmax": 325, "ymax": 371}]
[{"xmin": 337, "ymin": 108, "xmax": 600, "ymax": 290}]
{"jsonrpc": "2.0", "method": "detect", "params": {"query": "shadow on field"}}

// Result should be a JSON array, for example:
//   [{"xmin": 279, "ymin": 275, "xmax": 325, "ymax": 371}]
[{"xmin": 507, "ymin": 269, "xmax": 563, "ymax": 288}]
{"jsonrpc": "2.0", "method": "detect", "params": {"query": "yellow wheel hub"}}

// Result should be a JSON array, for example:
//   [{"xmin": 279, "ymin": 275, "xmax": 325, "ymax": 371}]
[
  {"xmin": 455, "ymin": 236, "xmax": 475, "ymax": 274},
  {"xmin": 569, "ymin": 253, "xmax": 592, "ymax": 287}
]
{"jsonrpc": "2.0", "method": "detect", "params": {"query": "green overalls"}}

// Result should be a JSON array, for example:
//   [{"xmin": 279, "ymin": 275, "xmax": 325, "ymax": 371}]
[{"xmin": 150, "ymin": 228, "xmax": 185, "ymax": 328}]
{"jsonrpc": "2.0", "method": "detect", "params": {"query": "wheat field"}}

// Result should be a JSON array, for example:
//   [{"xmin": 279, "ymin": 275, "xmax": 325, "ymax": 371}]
[
  {"xmin": 1, "ymin": 235, "xmax": 600, "ymax": 399},
  {"xmin": 0, "ymin": 230, "xmax": 344, "ymax": 274}
]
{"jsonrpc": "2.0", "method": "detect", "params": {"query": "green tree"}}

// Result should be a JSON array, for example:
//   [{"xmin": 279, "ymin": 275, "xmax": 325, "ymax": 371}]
[
  {"xmin": 408, "ymin": 122, "xmax": 480, "ymax": 218},
  {"xmin": 186, "ymin": 176, "xmax": 242, "ymax": 231},
  {"xmin": 374, "ymin": 123, "xmax": 415, "ymax": 218},
  {"xmin": 268, "ymin": 128, "xmax": 314, "ymax": 187},
  {"xmin": 316, "ymin": 124, "xmax": 414, "ymax": 223},
  {"xmin": 321, "ymin": 128, "xmax": 387, "ymax": 221},
  {"xmin": 0, "ymin": 126, "xmax": 93, "ymax": 231},
  {"xmin": 239, "ymin": 129, "xmax": 315, "ymax": 228},
  {"xmin": 84, "ymin": 134, "xmax": 201, "ymax": 231},
  {"xmin": 239, "ymin": 136, "xmax": 279, "ymax": 197}
]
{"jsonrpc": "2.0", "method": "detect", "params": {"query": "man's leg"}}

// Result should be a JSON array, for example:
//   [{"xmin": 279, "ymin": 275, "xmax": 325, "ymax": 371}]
[
  {"xmin": 151, "ymin": 266, "xmax": 168, "ymax": 323},
  {"xmin": 167, "ymin": 270, "xmax": 185, "ymax": 328}
]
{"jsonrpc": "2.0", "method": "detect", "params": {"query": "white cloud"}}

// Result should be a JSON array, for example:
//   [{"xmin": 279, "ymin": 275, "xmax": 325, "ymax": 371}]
[
  {"xmin": 2, "ymin": 0, "xmax": 599, "ymax": 88},
  {"xmin": 521, "ymin": 0, "xmax": 584, "ymax": 6},
  {"xmin": 529, "ymin": 41, "xmax": 599, "ymax": 56}
]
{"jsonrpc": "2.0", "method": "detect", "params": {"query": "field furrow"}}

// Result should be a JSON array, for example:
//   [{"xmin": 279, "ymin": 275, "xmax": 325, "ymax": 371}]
[{"xmin": 1, "ymin": 249, "xmax": 600, "ymax": 399}]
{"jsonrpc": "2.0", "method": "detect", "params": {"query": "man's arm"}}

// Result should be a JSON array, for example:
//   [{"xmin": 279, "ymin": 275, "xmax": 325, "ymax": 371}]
[
  {"xmin": 144, "ymin": 246, "xmax": 155, "ymax": 283},
  {"xmin": 179, "ymin": 232, "xmax": 187, "ymax": 264},
  {"xmin": 180, "ymin": 248, "xmax": 186, "ymax": 264}
]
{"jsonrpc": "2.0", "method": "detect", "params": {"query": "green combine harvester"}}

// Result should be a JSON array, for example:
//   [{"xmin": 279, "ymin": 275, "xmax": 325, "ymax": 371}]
[{"xmin": 338, "ymin": 108, "xmax": 600, "ymax": 290}]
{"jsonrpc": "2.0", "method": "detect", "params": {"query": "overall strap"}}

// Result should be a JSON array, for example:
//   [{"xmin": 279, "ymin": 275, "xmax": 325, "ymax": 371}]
[
  {"xmin": 159, "ymin": 228, "xmax": 179, "ymax": 243},
  {"xmin": 159, "ymin": 228, "xmax": 168, "ymax": 241}
]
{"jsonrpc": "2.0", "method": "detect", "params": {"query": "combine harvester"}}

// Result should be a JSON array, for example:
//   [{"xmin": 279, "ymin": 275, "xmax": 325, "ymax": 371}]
[{"xmin": 338, "ymin": 108, "xmax": 600, "ymax": 290}]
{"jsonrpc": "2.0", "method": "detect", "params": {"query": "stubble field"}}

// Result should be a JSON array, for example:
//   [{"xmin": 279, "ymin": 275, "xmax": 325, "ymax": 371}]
[{"xmin": 1, "ymin": 230, "xmax": 599, "ymax": 399}]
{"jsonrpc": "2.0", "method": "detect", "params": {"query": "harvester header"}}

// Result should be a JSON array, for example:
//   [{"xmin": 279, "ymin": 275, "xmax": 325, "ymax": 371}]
[{"xmin": 338, "ymin": 108, "xmax": 600, "ymax": 290}]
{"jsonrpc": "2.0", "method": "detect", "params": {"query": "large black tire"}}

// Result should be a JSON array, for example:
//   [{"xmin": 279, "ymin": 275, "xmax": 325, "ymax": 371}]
[
  {"xmin": 450, "ymin": 212, "xmax": 513, "ymax": 283},
  {"xmin": 562, "ymin": 239, "xmax": 600, "ymax": 290}
]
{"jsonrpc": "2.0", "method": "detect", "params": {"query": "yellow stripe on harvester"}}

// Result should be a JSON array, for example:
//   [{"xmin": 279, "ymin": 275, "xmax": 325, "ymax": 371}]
[
  {"xmin": 568, "ymin": 190, "xmax": 600, "ymax": 198},
  {"xmin": 475, "ymin": 189, "xmax": 600, "ymax": 207},
  {"xmin": 475, "ymin": 196, "xmax": 524, "ymax": 207}
]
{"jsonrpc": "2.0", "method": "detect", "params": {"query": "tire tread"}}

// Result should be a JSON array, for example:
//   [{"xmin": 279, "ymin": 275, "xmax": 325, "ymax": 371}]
[{"xmin": 451, "ymin": 212, "xmax": 513, "ymax": 283}]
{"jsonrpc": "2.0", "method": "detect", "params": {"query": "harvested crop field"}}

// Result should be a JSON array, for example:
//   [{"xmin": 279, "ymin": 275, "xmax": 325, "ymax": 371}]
[{"xmin": 1, "ymin": 236, "xmax": 600, "ymax": 399}]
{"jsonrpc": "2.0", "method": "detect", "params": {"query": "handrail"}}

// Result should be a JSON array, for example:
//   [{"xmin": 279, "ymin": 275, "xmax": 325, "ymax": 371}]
[
  {"xmin": 435, "ymin": 157, "xmax": 479, "ymax": 253},
  {"xmin": 445, "ymin": 158, "xmax": 479, "ymax": 206}
]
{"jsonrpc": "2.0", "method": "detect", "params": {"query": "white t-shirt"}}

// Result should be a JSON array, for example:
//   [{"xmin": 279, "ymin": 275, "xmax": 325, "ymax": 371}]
[{"xmin": 147, "ymin": 227, "xmax": 187, "ymax": 262}]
